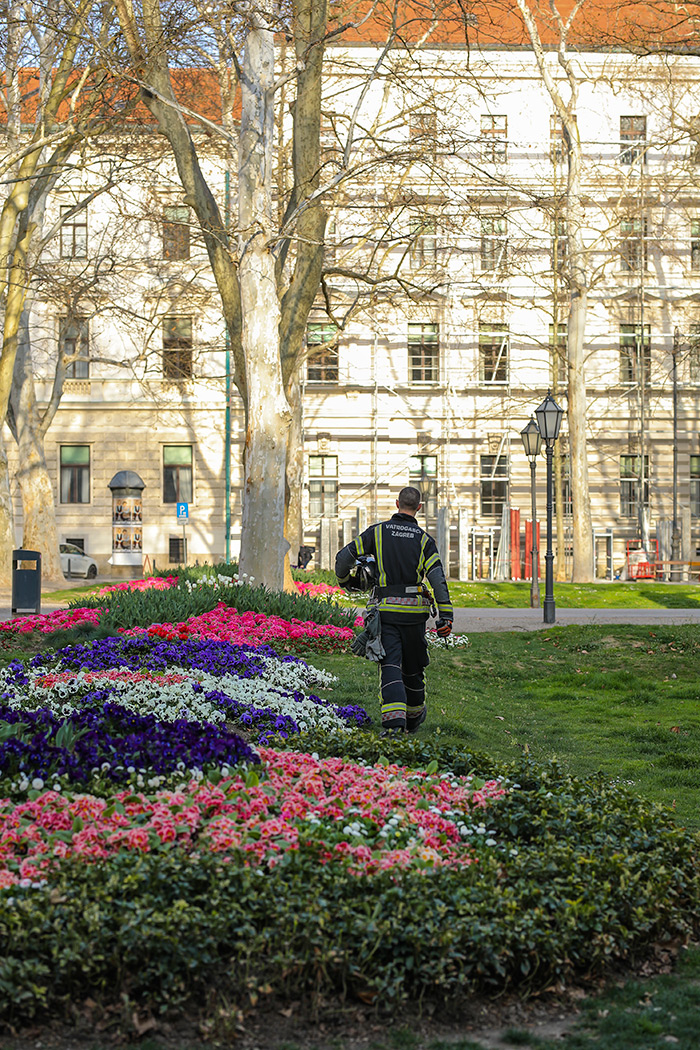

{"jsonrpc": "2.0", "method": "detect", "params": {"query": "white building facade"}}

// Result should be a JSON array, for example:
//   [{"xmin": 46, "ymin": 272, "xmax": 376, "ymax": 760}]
[{"xmin": 13, "ymin": 45, "xmax": 700, "ymax": 577}]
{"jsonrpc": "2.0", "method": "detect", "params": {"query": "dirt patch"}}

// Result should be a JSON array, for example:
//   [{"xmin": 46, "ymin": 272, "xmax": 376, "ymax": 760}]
[{"xmin": 0, "ymin": 986, "xmax": 589, "ymax": 1050}]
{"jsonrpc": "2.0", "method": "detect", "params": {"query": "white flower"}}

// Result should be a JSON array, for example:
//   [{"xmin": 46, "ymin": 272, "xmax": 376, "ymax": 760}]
[{"xmin": 31, "ymin": 777, "xmax": 44, "ymax": 790}]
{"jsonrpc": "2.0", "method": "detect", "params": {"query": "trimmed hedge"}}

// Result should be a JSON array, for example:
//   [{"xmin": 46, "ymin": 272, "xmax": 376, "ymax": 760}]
[{"xmin": 1, "ymin": 731, "xmax": 699, "ymax": 1023}]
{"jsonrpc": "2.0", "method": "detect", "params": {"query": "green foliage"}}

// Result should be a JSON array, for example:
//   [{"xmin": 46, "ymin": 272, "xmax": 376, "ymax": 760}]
[
  {"xmin": 70, "ymin": 565, "xmax": 354, "ymax": 631},
  {"xmin": 2, "ymin": 732, "xmax": 699, "ymax": 1024}
]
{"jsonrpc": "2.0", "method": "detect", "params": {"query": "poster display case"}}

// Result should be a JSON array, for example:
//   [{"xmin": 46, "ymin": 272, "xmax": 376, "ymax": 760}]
[{"xmin": 108, "ymin": 471, "xmax": 145, "ymax": 567}]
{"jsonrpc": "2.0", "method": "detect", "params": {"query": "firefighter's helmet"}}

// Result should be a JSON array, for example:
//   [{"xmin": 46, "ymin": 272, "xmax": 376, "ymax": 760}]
[{"xmin": 346, "ymin": 554, "xmax": 377, "ymax": 592}]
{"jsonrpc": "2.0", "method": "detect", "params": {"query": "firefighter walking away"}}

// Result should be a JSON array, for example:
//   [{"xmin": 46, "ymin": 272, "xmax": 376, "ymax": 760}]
[{"xmin": 335, "ymin": 487, "xmax": 453, "ymax": 735}]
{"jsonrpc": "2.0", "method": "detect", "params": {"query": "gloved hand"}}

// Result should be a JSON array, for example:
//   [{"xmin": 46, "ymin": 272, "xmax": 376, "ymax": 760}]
[{"xmin": 435, "ymin": 618, "xmax": 452, "ymax": 638}]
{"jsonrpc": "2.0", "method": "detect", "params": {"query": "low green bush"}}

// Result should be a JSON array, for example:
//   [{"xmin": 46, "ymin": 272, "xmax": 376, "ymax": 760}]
[
  {"xmin": 2, "ymin": 732, "xmax": 698, "ymax": 1024},
  {"xmin": 73, "ymin": 567, "xmax": 355, "ymax": 630}
]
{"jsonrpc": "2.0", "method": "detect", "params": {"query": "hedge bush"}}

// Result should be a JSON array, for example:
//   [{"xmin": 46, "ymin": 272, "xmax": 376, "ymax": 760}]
[{"xmin": 1, "ymin": 731, "xmax": 699, "ymax": 1024}]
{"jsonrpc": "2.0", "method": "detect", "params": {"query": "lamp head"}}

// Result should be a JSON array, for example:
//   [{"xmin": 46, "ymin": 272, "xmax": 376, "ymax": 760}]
[
  {"xmin": 520, "ymin": 416, "xmax": 542, "ymax": 460},
  {"xmin": 534, "ymin": 390, "xmax": 565, "ymax": 446}
]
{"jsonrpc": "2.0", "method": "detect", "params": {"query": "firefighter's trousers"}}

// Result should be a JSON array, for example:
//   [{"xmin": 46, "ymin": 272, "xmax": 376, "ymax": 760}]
[{"xmin": 379, "ymin": 620, "xmax": 430, "ymax": 730}]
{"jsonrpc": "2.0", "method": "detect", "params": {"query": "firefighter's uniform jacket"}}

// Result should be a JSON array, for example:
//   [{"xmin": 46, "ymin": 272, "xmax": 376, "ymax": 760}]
[{"xmin": 335, "ymin": 512, "xmax": 453, "ymax": 624}]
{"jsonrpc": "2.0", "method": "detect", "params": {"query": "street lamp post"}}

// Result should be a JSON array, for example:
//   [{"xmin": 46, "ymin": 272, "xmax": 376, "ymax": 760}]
[
  {"xmin": 520, "ymin": 417, "xmax": 542, "ymax": 608},
  {"xmin": 535, "ymin": 391, "xmax": 565, "ymax": 625}
]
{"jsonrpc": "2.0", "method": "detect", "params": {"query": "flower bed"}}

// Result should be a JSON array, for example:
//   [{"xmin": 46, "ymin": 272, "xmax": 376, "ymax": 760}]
[
  {"xmin": 0, "ymin": 638, "xmax": 369, "ymax": 744},
  {"xmin": 97, "ymin": 575, "xmax": 178, "ymax": 595},
  {"xmin": 0, "ymin": 748, "xmax": 507, "ymax": 888},
  {"xmin": 124, "ymin": 602, "xmax": 355, "ymax": 652},
  {"xmin": 0, "ymin": 607, "xmax": 102, "ymax": 635},
  {"xmin": 1, "ymin": 734, "xmax": 698, "ymax": 1022},
  {"xmin": 295, "ymin": 581, "xmax": 344, "ymax": 598},
  {"xmin": 0, "ymin": 702, "xmax": 258, "ymax": 787}
]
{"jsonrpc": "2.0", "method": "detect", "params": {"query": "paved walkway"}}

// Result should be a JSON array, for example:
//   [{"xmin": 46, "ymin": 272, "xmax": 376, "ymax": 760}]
[
  {"xmin": 0, "ymin": 577, "xmax": 111, "ymax": 622},
  {"xmin": 451, "ymin": 606, "xmax": 700, "ymax": 632}
]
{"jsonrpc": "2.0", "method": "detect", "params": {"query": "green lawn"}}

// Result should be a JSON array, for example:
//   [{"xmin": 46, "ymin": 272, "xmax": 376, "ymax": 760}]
[
  {"xmin": 41, "ymin": 581, "xmax": 106, "ymax": 603},
  {"xmin": 448, "ymin": 579, "xmax": 700, "ymax": 608},
  {"xmin": 310, "ymin": 627, "xmax": 700, "ymax": 1050},
  {"xmin": 315, "ymin": 624, "xmax": 700, "ymax": 830}
]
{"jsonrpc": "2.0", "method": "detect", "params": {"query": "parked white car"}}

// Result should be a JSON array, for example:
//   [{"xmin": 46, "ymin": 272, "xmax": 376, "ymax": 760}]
[{"xmin": 60, "ymin": 543, "xmax": 98, "ymax": 579}]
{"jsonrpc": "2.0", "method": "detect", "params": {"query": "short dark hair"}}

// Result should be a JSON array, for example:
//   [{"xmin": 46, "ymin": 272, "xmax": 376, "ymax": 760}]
[{"xmin": 397, "ymin": 486, "xmax": 421, "ymax": 511}]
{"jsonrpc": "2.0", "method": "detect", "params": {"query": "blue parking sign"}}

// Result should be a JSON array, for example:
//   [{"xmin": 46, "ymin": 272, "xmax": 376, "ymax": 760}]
[{"xmin": 176, "ymin": 502, "xmax": 189, "ymax": 521}]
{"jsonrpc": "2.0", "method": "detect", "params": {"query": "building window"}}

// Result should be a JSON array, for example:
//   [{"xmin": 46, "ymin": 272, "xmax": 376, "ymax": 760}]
[
  {"xmin": 620, "ymin": 115, "xmax": 647, "ymax": 165},
  {"xmin": 163, "ymin": 445, "xmax": 193, "ymax": 503},
  {"xmin": 549, "ymin": 323, "xmax": 568, "ymax": 386},
  {"xmin": 409, "ymin": 215, "xmax": 438, "ymax": 268},
  {"xmin": 59, "ymin": 204, "xmax": 87, "ymax": 259},
  {"xmin": 620, "ymin": 324, "xmax": 651, "ymax": 384},
  {"xmin": 691, "ymin": 220, "xmax": 700, "ymax": 271},
  {"xmin": 689, "ymin": 116, "xmax": 700, "ymax": 165},
  {"xmin": 163, "ymin": 205, "xmax": 190, "ymax": 260},
  {"xmin": 552, "ymin": 455, "xmax": 573, "ymax": 516},
  {"xmin": 689, "ymin": 324, "xmax": 700, "ymax": 382},
  {"xmin": 691, "ymin": 456, "xmax": 700, "ymax": 516},
  {"xmin": 620, "ymin": 217, "xmax": 647, "ymax": 272},
  {"xmin": 480, "ymin": 454, "xmax": 509, "ymax": 517},
  {"xmin": 324, "ymin": 216, "xmax": 337, "ymax": 266},
  {"xmin": 408, "ymin": 323, "xmax": 439, "ymax": 383},
  {"xmin": 309, "ymin": 455, "xmax": 338, "ymax": 518},
  {"xmin": 306, "ymin": 322, "xmax": 339, "ymax": 382},
  {"xmin": 65, "ymin": 537, "xmax": 86, "ymax": 553},
  {"xmin": 60, "ymin": 445, "xmax": 90, "ymax": 504},
  {"xmin": 162, "ymin": 316, "xmax": 193, "ymax": 379},
  {"xmin": 480, "ymin": 216, "xmax": 507, "ymax": 272},
  {"xmin": 169, "ymin": 536, "xmax": 186, "ymax": 563},
  {"xmin": 408, "ymin": 454, "xmax": 437, "ymax": 521},
  {"xmin": 550, "ymin": 113, "xmax": 567, "ymax": 164},
  {"xmin": 479, "ymin": 323, "xmax": 509, "ymax": 383},
  {"xmin": 409, "ymin": 109, "xmax": 437, "ymax": 141},
  {"xmin": 480, "ymin": 114, "xmax": 507, "ymax": 163},
  {"xmin": 551, "ymin": 218, "xmax": 567, "ymax": 274},
  {"xmin": 620, "ymin": 454, "xmax": 649, "ymax": 517},
  {"xmin": 59, "ymin": 317, "xmax": 89, "ymax": 378}
]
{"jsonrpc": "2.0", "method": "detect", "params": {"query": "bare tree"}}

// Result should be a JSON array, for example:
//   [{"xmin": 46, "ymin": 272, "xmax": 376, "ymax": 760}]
[
  {"xmin": 108, "ymin": 0, "xmax": 488, "ymax": 587},
  {"xmin": 512, "ymin": 0, "xmax": 595, "ymax": 581},
  {"xmin": 0, "ymin": 0, "xmax": 132, "ymax": 581}
]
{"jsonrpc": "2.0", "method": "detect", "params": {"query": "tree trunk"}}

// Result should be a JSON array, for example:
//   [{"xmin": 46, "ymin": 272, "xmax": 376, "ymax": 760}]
[
  {"xmin": 0, "ymin": 432, "xmax": 15, "ymax": 585},
  {"xmin": 237, "ymin": 23, "xmax": 291, "ymax": 590},
  {"xmin": 566, "ymin": 133, "xmax": 593, "ymax": 582},
  {"xmin": 567, "ymin": 286, "xmax": 593, "ymax": 581},
  {"xmin": 10, "ymin": 311, "xmax": 63, "ymax": 582},
  {"xmin": 553, "ymin": 442, "xmax": 567, "ymax": 580},
  {"xmin": 285, "ymin": 370, "xmax": 304, "ymax": 569}
]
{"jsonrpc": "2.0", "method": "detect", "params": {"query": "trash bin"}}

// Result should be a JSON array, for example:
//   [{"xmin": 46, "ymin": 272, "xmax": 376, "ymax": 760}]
[{"xmin": 12, "ymin": 549, "xmax": 41, "ymax": 615}]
